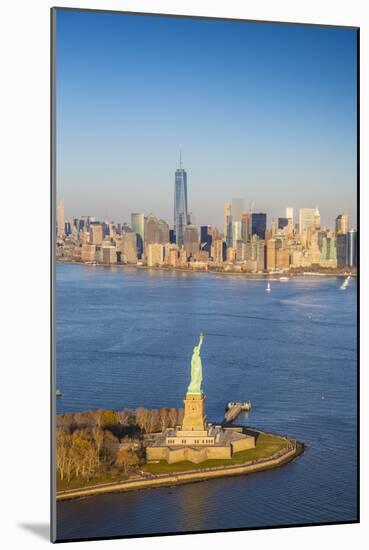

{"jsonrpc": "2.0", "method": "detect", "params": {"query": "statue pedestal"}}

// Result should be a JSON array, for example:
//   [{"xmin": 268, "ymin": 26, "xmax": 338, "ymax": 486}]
[{"xmin": 180, "ymin": 392, "xmax": 207, "ymax": 432}]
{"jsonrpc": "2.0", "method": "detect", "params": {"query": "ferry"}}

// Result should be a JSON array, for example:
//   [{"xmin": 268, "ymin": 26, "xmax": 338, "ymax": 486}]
[{"xmin": 266, "ymin": 281, "xmax": 271, "ymax": 293}]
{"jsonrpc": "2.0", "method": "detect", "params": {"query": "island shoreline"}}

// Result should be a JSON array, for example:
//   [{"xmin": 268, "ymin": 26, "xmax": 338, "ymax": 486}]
[{"xmin": 57, "ymin": 436, "xmax": 304, "ymax": 502}]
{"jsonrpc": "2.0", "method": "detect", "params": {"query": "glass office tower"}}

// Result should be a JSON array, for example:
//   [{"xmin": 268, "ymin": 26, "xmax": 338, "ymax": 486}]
[
  {"xmin": 174, "ymin": 159, "xmax": 188, "ymax": 247},
  {"xmin": 348, "ymin": 229, "xmax": 357, "ymax": 267},
  {"xmin": 251, "ymin": 213, "xmax": 267, "ymax": 239},
  {"xmin": 131, "ymin": 212, "xmax": 145, "ymax": 257}
]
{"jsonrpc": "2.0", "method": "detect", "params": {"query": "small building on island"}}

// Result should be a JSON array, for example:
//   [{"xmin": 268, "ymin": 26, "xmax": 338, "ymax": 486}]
[{"xmin": 146, "ymin": 334, "xmax": 255, "ymax": 464}]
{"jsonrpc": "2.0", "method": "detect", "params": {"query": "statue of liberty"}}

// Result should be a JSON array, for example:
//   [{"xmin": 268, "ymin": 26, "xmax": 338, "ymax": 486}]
[{"xmin": 187, "ymin": 333, "xmax": 204, "ymax": 394}]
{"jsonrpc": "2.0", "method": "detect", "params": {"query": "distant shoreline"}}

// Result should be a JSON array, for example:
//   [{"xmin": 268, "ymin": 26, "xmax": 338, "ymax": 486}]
[
  {"xmin": 57, "ymin": 435, "xmax": 304, "ymax": 502},
  {"xmin": 56, "ymin": 259, "xmax": 356, "ymax": 278}
]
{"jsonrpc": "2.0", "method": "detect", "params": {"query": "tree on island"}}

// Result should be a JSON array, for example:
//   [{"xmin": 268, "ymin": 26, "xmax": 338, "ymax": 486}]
[{"xmin": 115, "ymin": 447, "xmax": 140, "ymax": 474}]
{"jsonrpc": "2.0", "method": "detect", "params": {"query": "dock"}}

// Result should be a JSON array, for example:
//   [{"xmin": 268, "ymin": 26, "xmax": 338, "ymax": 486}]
[{"xmin": 224, "ymin": 401, "xmax": 251, "ymax": 423}]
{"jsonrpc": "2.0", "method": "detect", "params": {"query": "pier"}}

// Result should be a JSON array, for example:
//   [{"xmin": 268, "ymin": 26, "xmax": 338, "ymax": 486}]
[{"xmin": 224, "ymin": 402, "xmax": 251, "ymax": 423}]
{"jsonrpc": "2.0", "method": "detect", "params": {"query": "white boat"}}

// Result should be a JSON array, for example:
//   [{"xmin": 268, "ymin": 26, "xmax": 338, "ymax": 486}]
[
  {"xmin": 279, "ymin": 276, "xmax": 289, "ymax": 282},
  {"xmin": 266, "ymin": 281, "xmax": 271, "ymax": 293},
  {"xmin": 340, "ymin": 273, "xmax": 351, "ymax": 290}
]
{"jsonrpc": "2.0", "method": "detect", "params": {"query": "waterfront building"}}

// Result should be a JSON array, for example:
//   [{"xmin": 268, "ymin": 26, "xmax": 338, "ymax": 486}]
[
  {"xmin": 348, "ymin": 229, "xmax": 357, "ymax": 267},
  {"xmin": 336, "ymin": 211, "xmax": 349, "ymax": 234},
  {"xmin": 193, "ymin": 250, "xmax": 210, "ymax": 262},
  {"xmin": 166, "ymin": 245, "xmax": 180, "ymax": 267},
  {"xmin": 147, "ymin": 243, "xmax": 164, "ymax": 267},
  {"xmin": 251, "ymin": 235, "xmax": 265, "ymax": 271},
  {"xmin": 266, "ymin": 239, "xmax": 277, "ymax": 271},
  {"xmin": 336, "ymin": 234, "xmax": 348, "ymax": 267},
  {"xmin": 241, "ymin": 212, "xmax": 251, "ymax": 242},
  {"xmin": 184, "ymin": 225, "xmax": 199, "ymax": 258},
  {"xmin": 57, "ymin": 199, "xmax": 65, "ymax": 238},
  {"xmin": 299, "ymin": 208, "xmax": 316, "ymax": 235},
  {"xmin": 211, "ymin": 239, "xmax": 226, "ymax": 263},
  {"xmin": 174, "ymin": 155, "xmax": 189, "ymax": 247},
  {"xmin": 226, "ymin": 247, "xmax": 236, "ymax": 262},
  {"xmin": 320, "ymin": 236, "xmax": 337, "ymax": 262},
  {"xmin": 309, "ymin": 232, "xmax": 322, "ymax": 264},
  {"xmin": 81, "ymin": 244, "xmax": 96, "ymax": 262},
  {"xmin": 179, "ymin": 247, "xmax": 188, "ymax": 266},
  {"xmin": 276, "ymin": 248, "xmax": 290, "ymax": 270},
  {"xmin": 224, "ymin": 203, "xmax": 232, "ymax": 247},
  {"xmin": 251, "ymin": 213, "xmax": 267, "ymax": 240},
  {"xmin": 121, "ymin": 232, "xmax": 137, "ymax": 264},
  {"xmin": 131, "ymin": 213, "xmax": 145, "ymax": 257},
  {"xmin": 235, "ymin": 240, "xmax": 245, "ymax": 261},
  {"xmin": 102, "ymin": 244, "xmax": 117, "ymax": 264},
  {"xmin": 89, "ymin": 224, "xmax": 103, "ymax": 245}
]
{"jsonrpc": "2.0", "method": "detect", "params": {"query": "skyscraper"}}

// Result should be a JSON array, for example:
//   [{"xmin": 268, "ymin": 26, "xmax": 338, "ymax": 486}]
[
  {"xmin": 286, "ymin": 207, "xmax": 294, "ymax": 222},
  {"xmin": 184, "ymin": 225, "xmax": 199, "ymax": 258},
  {"xmin": 299, "ymin": 208, "xmax": 316, "ymax": 234},
  {"xmin": 241, "ymin": 212, "xmax": 251, "ymax": 242},
  {"xmin": 336, "ymin": 211, "xmax": 349, "ymax": 234},
  {"xmin": 336, "ymin": 234, "xmax": 348, "ymax": 267},
  {"xmin": 314, "ymin": 206, "xmax": 321, "ymax": 229},
  {"xmin": 224, "ymin": 203, "xmax": 232, "ymax": 245},
  {"xmin": 231, "ymin": 198, "xmax": 244, "ymax": 222},
  {"xmin": 251, "ymin": 213, "xmax": 267, "ymax": 240},
  {"xmin": 174, "ymin": 153, "xmax": 188, "ymax": 247},
  {"xmin": 57, "ymin": 199, "xmax": 65, "ymax": 238},
  {"xmin": 232, "ymin": 221, "xmax": 242, "ymax": 244},
  {"xmin": 348, "ymin": 229, "xmax": 357, "ymax": 267},
  {"xmin": 131, "ymin": 212, "xmax": 145, "ymax": 258},
  {"xmin": 145, "ymin": 214, "xmax": 169, "ymax": 245},
  {"xmin": 120, "ymin": 232, "xmax": 138, "ymax": 264}
]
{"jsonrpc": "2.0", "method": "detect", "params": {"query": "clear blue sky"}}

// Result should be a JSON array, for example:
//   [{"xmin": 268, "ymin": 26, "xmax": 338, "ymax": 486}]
[{"xmin": 56, "ymin": 9, "xmax": 357, "ymax": 229}]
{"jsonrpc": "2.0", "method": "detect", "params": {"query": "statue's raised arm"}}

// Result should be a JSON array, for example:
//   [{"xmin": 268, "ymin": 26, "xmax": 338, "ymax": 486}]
[{"xmin": 198, "ymin": 333, "xmax": 204, "ymax": 350}]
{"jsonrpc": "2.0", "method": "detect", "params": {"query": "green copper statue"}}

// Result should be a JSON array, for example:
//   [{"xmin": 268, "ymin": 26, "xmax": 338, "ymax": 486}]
[{"xmin": 187, "ymin": 333, "xmax": 204, "ymax": 394}]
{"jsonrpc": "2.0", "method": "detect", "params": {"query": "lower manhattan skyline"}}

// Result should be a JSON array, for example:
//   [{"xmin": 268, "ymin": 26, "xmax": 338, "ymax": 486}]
[{"xmin": 56, "ymin": 10, "xmax": 357, "ymax": 228}]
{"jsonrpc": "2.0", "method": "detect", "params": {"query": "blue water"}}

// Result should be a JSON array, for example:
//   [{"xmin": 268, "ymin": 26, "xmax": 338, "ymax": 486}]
[{"xmin": 56, "ymin": 264, "xmax": 357, "ymax": 540}]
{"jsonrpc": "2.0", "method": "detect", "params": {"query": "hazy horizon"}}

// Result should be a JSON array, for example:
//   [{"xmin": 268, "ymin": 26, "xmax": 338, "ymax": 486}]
[{"xmin": 56, "ymin": 9, "xmax": 357, "ymax": 230}]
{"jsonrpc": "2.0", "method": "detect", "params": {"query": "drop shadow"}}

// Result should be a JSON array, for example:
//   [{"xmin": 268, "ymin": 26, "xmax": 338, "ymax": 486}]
[{"xmin": 18, "ymin": 522, "xmax": 49, "ymax": 541}]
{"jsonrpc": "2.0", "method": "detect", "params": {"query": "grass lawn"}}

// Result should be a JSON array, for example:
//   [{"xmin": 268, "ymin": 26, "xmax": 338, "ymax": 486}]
[
  {"xmin": 143, "ymin": 432, "xmax": 287, "ymax": 475},
  {"xmin": 57, "ymin": 471, "xmax": 128, "ymax": 492}
]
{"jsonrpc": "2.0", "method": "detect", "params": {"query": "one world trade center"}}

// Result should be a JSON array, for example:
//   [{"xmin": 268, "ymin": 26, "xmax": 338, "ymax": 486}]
[{"xmin": 174, "ymin": 152, "xmax": 189, "ymax": 247}]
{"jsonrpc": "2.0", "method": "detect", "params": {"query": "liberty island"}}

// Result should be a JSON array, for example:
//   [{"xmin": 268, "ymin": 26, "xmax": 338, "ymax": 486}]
[{"xmin": 57, "ymin": 329, "xmax": 303, "ymax": 502}]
